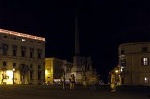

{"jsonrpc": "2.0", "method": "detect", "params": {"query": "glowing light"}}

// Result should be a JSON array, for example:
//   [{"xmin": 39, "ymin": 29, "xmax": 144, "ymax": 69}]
[
  {"xmin": 0, "ymin": 29, "xmax": 45, "ymax": 41},
  {"xmin": 22, "ymin": 39, "xmax": 26, "ymax": 41},
  {"xmin": 115, "ymin": 69, "xmax": 119, "ymax": 73},
  {"xmin": 120, "ymin": 66, "xmax": 124, "ymax": 72},
  {"xmin": 45, "ymin": 70, "xmax": 49, "ymax": 74},
  {"xmin": 13, "ymin": 68, "xmax": 15, "ymax": 71},
  {"xmin": 144, "ymin": 77, "xmax": 148, "ymax": 81},
  {"xmin": 54, "ymin": 79, "xmax": 61, "ymax": 84},
  {"xmin": 6, "ymin": 70, "xmax": 13, "ymax": 84}
]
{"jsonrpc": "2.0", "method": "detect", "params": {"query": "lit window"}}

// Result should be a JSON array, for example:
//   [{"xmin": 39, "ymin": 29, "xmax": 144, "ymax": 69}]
[
  {"xmin": 22, "ymin": 39, "xmax": 26, "ymax": 41},
  {"xmin": 142, "ymin": 57, "xmax": 149, "ymax": 66}
]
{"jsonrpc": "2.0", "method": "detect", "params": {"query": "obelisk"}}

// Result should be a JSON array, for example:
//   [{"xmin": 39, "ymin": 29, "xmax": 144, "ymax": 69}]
[
  {"xmin": 75, "ymin": 15, "xmax": 80, "ymax": 56},
  {"xmin": 71, "ymin": 15, "xmax": 83, "ymax": 83},
  {"xmin": 73, "ymin": 15, "xmax": 81, "ymax": 68}
]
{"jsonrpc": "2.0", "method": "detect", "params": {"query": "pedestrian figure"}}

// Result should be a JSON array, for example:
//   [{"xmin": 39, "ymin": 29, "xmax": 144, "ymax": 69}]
[
  {"xmin": 110, "ymin": 71, "xmax": 116, "ymax": 92},
  {"xmin": 1, "ymin": 74, "xmax": 4, "ymax": 84},
  {"xmin": 82, "ymin": 75, "xmax": 87, "ymax": 89},
  {"xmin": 69, "ymin": 74, "xmax": 75, "ymax": 89},
  {"xmin": 61, "ymin": 73, "xmax": 65, "ymax": 89},
  {"xmin": 47, "ymin": 81, "xmax": 50, "ymax": 85}
]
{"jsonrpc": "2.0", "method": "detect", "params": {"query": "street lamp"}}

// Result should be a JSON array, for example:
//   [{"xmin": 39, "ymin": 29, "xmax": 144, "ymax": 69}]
[
  {"xmin": 13, "ymin": 68, "xmax": 15, "ymax": 84},
  {"xmin": 62, "ymin": 72, "xmax": 65, "ymax": 89}
]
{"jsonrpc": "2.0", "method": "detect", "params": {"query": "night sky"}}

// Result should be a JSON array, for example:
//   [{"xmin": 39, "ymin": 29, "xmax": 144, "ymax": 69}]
[{"xmin": 1, "ymin": 0, "xmax": 150, "ymax": 83}]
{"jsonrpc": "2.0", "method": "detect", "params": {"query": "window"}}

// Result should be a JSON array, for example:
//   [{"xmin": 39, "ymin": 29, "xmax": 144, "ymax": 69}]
[
  {"xmin": 30, "ymin": 64, "xmax": 33, "ymax": 68},
  {"xmin": 13, "ymin": 37, "xmax": 16, "ymax": 40},
  {"xmin": 142, "ymin": 57, "xmax": 149, "ymax": 66},
  {"xmin": 37, "ymin": 49, "xmax": 42, "ymax": 58},
  {"xmin": 38, "ymin": 53, "xmax": 42, "ymax": 58},
  {"xmin": 21, "ymin": 51, "xmax": 25, "ymax": 57},
  {"xmin": 38, "ymin": 71, "xmax": 41, "ymax": 80},
  {"xmin": 2, "ymin": 44, "xmax": 8, "ymax": 55},
  {"xmin": 142, "ymin": 47, "xmax": 148, "ymax": 52},
  {"xmin": 13, "ymin": 63, "xmax": 16, "ymax": 68},
  {"xmin": 13, "ymin": 50, "xmax": 17, "ymax": 56},
  {"xmin": 12, "ymin": 45, "xmax": 17, "ymax": 56},
  {"xmin": 30, "ymin": 71, "xmax": 33, "ymax": 80},
  {"xmin": 30, "ymin": 52, "xmax": 33, "ymax": 58},
  {"xmin": 121, "ymin": 50, "xmax": 125, "ymax": 54},
  {"xmin": 38, "ymin": 65, "xmax": 41, "ymax": 69},
  {"xmin": 4, "ymin": 35, "xmax": 7, "ymax": 38},
  {"xmin": 30, "ymin": 48, "xmax": 34, "ymax": 58},
  {"xmin": 121, "ymin": 59, "xmax": 126, "ymax": 66},
  {"xmin": 3, "ymin": 61, "xmax": 7, "ymax": 66},
  {"xmin": 21, "ymin": 46, "xmax": 26, "ymax": 57},
  {"xmin": 38, "ymin": 42, "xmax": 41, "ymax": 44}
]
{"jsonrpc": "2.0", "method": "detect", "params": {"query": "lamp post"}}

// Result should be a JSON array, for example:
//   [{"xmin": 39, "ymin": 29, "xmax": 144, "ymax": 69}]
[
  {"xmin": 119, "ymin": 54, "xmax": 126, "ymax": 85},
  {"xmin": 13, "ymin": 68, "xmax": 15, "ymax": 84},
  {"xmin": 62, "ymin": 72, "xmax": 65, "ymax": 89},
  {"xmin": 62, "ymin": 62, "xmax": 67, "ymax": 89}
]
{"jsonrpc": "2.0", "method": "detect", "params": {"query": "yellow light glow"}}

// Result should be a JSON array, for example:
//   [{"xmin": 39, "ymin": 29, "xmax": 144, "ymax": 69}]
[
  {"xmin": 45, "ymin": 70, "xmax": 48, "ymax": 74},
  {"xmin": 115, "ymin": 70, "xmax": 119, "ymax": 73},
  {"xmin": 0, "ymin": 29, "xmax": 45, "ymax": 41},
  {"xmin": 6, "ymin": 70, "xmax": 13, "ymax": 84}
]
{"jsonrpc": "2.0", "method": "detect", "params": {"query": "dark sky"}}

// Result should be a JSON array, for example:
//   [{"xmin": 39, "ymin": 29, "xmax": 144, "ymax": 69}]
[{"xmin": 1, "ymin": 0, "xmax": 150, "ymax": 82}]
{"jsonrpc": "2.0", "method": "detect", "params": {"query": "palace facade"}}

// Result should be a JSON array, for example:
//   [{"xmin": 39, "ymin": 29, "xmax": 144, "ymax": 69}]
[
  {"xmin": 119, "ymin": 42, "xmax": 150, "ymax": 86},
  {"xmin": 0, "ymin": 29, "xmax": 45, "ymax": 84}
]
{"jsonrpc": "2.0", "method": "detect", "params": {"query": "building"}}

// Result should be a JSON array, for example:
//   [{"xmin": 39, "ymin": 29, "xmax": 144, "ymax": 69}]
[
  {"xmin": 0, "ymin": 29, "xmax": 45, "ymax": 84},
  {"xmin": 45, "ymin": 58, "xmax": 73, "ymax": 84},
  {"xmin": 118, "ymin": 42, "xmax": 150, "ymax": 86}
]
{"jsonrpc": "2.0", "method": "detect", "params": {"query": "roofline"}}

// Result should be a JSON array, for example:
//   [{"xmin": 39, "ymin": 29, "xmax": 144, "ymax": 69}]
[
  {"xmin": 0, "ymin": 29, "xmax": 45, "ymax": 41},
  {"xmin": 119, "ymin": 42, "xmax": 150, "ymax": 47}
]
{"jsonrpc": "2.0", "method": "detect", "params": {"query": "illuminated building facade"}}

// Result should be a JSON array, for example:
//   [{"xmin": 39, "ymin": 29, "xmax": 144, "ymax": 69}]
[
  {"xmin": 119, "ymin": 42, "xmax": 150, "ymax": 86},
  {"xmin": 0, "ymin": 29, "xmax": 45, "ymax": 84},
  {"xmin": 45, "ymin": 58, "xmax": 73, "ymax": 84}
]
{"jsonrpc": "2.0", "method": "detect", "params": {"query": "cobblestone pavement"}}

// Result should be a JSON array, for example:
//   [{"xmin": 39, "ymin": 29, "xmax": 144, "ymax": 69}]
[{"xmin": 0, "ymin": 85, "xmax": 149, "ymax": 99}]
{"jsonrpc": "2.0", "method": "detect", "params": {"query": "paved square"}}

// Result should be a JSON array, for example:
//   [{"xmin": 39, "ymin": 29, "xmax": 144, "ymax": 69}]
[{"xmin": 0, "ymin": 85, "xmax": 149, "ymax": 99}]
